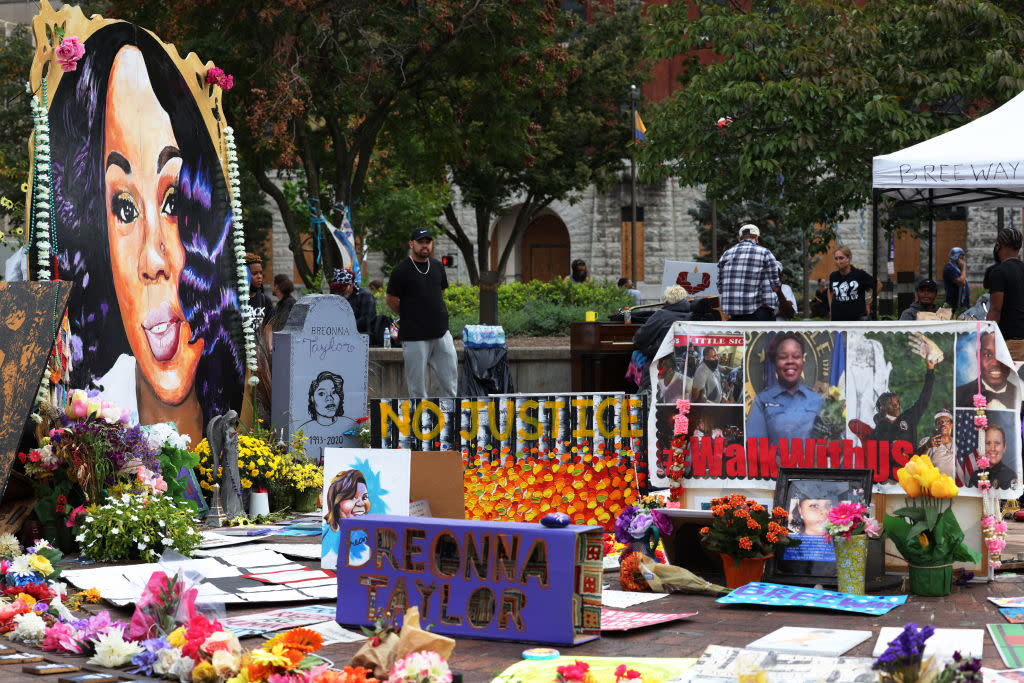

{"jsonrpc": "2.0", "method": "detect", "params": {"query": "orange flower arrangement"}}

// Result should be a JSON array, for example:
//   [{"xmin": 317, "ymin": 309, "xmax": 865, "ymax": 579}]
[
  {"xmin": 700, "ymin": 494, "xmax": 801, "ymax": 567},
  {"xmin": 243, "ymin": 627, "xmax": 325, "ymax": 682},
  {"xmin": 617, "ymin": 551, "xmax": 649, "ymax": 592},
  {"xmin": 463, "ymin": 448, "xmax": 638, "ymax": 531}
]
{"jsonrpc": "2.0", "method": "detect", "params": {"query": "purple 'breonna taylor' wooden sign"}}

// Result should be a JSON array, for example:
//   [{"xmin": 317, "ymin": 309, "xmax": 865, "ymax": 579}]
[{"xmin": 334, "ymin": 515, "xmax": 605, "ymax": 645}]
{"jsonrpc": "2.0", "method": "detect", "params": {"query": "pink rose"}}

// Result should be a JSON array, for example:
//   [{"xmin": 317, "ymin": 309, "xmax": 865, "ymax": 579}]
[
  {"xmin": 863, "ymin": 517, "xmax": 882, "ymax": 538},
  {"xmin": 54, "ymin": 36, "xmax": 85, "ymax": 62},
  {"xmin": 54, "ymin": 36, "xmax": 85, "ymax": 72}
]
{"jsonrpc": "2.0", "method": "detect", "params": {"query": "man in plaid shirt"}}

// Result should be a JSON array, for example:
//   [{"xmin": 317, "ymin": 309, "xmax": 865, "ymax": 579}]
[{"xmin": 717, "ymin": 224, "xmax": 795, "ymax": 321}]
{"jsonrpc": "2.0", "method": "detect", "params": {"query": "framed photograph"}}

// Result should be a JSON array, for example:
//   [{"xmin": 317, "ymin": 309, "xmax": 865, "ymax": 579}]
[{"xmin": 768, "ymin": 467, "xmax": 873, "ymax": 586}]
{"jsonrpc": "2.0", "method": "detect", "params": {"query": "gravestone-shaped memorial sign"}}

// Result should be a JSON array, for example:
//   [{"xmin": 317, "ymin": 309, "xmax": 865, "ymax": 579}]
[
  {"xmin": 0, "ymin": 281, "xmax": 72, "ymax": 502},
  {"xmin": 272, "ymin": 295, "xmax": 369, "ymax": 462}
]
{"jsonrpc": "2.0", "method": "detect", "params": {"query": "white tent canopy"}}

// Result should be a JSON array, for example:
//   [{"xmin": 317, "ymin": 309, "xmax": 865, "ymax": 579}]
[{"xmin": 872, "ymin": 90, "xmax": 1024, "ymax": 207}]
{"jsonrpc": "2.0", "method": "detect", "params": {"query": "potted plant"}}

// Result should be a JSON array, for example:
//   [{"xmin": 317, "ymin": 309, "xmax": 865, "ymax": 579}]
[
  {"xmin": 884, "ymin": 454, "xmax": 979, "ymax": 596},
  {"xmin": 824, "ymin": 495, "xmax": 882, "ymax": 594},
  {"xmin": 699, "ymin": 494, "xmax": 800, "ymax": 588}
]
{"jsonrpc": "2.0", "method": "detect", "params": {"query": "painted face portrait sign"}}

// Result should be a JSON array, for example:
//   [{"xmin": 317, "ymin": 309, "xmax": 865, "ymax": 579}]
[{"xmin": 29, "ymin": 2, "xmax": 244, "ymax": 445}]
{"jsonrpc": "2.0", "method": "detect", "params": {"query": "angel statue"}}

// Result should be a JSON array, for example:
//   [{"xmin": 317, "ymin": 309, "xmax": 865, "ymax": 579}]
[{"xmin": 206, "ymin": 410, "xmax": 245, "ymax": 520}]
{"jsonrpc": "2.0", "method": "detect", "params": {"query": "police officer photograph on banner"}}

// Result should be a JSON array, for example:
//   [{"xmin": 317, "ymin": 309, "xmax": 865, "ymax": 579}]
[
  {"xmin": 682, "ymin": 335, "xmax": 744, "ymax": 405},
  {"xmin": 744, "ymin": 331, "xmax": 842, "ymax": 448}
]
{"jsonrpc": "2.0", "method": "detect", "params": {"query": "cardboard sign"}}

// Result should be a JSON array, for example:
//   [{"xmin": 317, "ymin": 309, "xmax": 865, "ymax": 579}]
[
  {"xmin": 373, "ymin": 394, "xmax": 645, "ymax": 458},
  {"xmin": 272, "ymin": 295, "xmax": 369, "ymax": 462},
  {"xmin": 1002, "ymin": 608, "xmax": 1024, "ymax": 623},
  {"xmin": 715, "ymin": 582, "xmax": 907, "ymax": 616},
  {"xmin": 990, "ymin": 624, "xmax": 1024, "ymax": 668},
  {"xmin": 649, "ymin": 321, "xmax": 1023, "ymax": 497},
  {"xmin": 334, "ymin": 515, "xmax": 604, "ymax": 645},
  {"xmin": 410, "ymin": 451, "xmax": 465, "ymax": 520},
  {"xmin": 600, "ymin": 608, "xmax": 695, "ymax": 631},
  {"xmin": 661, "ymin": 260, "xmax": 719, "ymax": 298}
]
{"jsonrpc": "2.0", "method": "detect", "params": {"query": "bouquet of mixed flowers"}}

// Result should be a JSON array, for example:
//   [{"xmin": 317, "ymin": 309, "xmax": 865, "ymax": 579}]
[
  {"xmin": 872, "ymin": 622, "xmax": 981, "ymax": 683},
  {"xmin": 699, "ymin": 494, "xmax": 800, "ymax": 566},
  {"xmin": 128, "ymin": 570, "xmax": 199, "ymax": 641},
  {"xmin": 145, "ymin": 423, "xmax": 200, "ymax": 510},
  {"xmin": 23, "ymin": 391, "xmax": 169, "ymax": 536},
  {"xmin": 613, "ymin": 493, "xmax": 672, "ymax": 561},
  {"xmin": 824, "ymin": 493, "xmax": 882, "ymax": 541},
  {"xmin": 884, "ymin": 454, "xmax": 979, "ymax": 595}
]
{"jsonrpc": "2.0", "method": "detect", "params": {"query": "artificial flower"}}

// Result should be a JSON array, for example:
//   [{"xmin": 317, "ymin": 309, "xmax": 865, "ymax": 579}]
[
  {"xmin": 863, "ymin": 517, "xmax": 882, "ymax": 538},
  {"xmin": 10, "ymin": 611, "xmax": 46, "ymax": 644},
  {"xmin": 262, "ymin": 627, "xmax": 323, "ymax": 655},
  {"xmin": 192, "ymin": 660, "xmax": 219, "ymax": 683},
  {"xmin": 0, "ymin": 532, "xmax": 20, "ymax": 559},
  {"xmin": 387, "ymin": 650, "xmax": 453, "ymax": 683},
  {"xmin": 977, "ymin": 456, "xmax": 991, "ymax": 469},
  {"xmin": 202, "ymin": 630, "xmax": 242, "ymax": 657},
  {"xmin": 54, "ymin": 35, "xmax": 85, "ymax": 72},
  {"xmin": 153, "ymin": 647, "xmax": 186, "ymax": 677},
  {"xmin": 211, "ymin": 649, "xmax": 241, "ymax": 679},
  {"xmin": 88, "ymin": 629, "xmax": 144, "ymax": 667},
  {"xmin": 27, "ymin": 553, "xmax": 54, "ymax": 576},
  {"xmin": 929, "ymin": 474, "xmax": 959, "ymax": 499},
  {"xmin": 42, "ymin": 620, "xmax": 84, "ymax": 654},
  {"xmin": 896, "ymin": 467, "xmax": 922, "ymax": 498}
]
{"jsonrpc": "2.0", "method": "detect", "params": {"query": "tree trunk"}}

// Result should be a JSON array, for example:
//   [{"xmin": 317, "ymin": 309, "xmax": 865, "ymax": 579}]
[
  {"xmin": 440, "ymin": 204, "xmax": 479, "ymax": 285},
  {"xmin": 251, "ymin": 153, "xmax": 315, "ymax": 288}
]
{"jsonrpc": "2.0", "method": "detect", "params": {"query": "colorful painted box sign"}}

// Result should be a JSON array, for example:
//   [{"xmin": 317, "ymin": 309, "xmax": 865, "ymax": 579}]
[
  {"xmin": 335, "ymin": 515, "xmax": 604, "ymax": 645},
  {"xmin": 372, "ymin": 394, "xmax": 646, "ymax": 458},
  {"xmin": 716, "ymin": 582, "xmax": 907, "ymax": 616}
]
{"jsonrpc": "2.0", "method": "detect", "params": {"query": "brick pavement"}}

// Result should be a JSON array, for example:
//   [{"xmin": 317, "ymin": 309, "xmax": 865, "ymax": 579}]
[{"xmin": 3, "ymin": 525, "xmax": 1024, "ymax": 681}]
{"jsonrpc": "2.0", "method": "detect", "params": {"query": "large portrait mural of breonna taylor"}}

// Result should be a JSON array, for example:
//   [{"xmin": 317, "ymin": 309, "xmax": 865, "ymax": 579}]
[{"xmin": 29, "ymin": 2, "xmax": 245, "ymax": 445}]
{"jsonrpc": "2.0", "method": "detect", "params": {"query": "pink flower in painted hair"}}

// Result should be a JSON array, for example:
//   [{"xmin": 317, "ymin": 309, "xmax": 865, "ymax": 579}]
[{"xmin": 54, "ymin": 36, "xmax": 85, "ymax": 72}]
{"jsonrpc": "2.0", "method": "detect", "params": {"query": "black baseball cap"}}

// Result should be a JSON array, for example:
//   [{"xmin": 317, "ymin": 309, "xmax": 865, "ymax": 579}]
[
  {"xmin": 410, "ymin": 227, "xmax": 433, "ymax": 242},
  {"xmin": 917, "ymin": 278, "xmax": 938, "ymax": 291}
]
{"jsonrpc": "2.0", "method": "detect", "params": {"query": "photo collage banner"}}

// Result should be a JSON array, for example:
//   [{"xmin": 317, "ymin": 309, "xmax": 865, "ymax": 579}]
[{"xmin": 647, "ymin": 321, "xmax": 1023, "ymax": 497}]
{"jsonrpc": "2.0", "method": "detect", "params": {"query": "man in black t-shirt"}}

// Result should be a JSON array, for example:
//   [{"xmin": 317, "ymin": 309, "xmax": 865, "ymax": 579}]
[
  {"xmin": 988, "ymin": 227, "xmax": 1024, "ymax": 362},
  {"xmin": 386, "ymin": 228, "xmax": 457, "ymax": 397}
]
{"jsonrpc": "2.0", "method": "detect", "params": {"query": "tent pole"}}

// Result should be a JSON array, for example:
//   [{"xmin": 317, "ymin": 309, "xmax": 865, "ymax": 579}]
[
  {"xmin": 872, "ymin": 189, "xmax": 880, "ymax": 320},
  {"xmin": 928, "ymin": 189, "xmax": 935, "ymax": 280}
]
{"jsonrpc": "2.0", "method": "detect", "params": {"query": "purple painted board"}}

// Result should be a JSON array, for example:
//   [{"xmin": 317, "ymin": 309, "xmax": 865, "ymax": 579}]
[{"xmin": 335, "ymin": 515, "xmax": 604, "ymax": 645}]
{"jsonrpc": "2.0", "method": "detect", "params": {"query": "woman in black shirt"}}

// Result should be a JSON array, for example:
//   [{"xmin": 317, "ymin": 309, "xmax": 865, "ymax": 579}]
[{"xmin": 828, "ymin": 245, "xmax": 881, "ymax": 321}]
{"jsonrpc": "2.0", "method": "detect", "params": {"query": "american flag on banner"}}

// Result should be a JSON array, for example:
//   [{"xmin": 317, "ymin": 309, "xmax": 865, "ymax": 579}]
[{"xmin": 955, "ymin": 409, "xmax": 979, "ymax": 486}]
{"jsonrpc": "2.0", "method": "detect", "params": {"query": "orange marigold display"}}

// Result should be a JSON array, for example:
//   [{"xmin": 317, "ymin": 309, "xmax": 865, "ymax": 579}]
[
  {"xmin": 463, "ymin": 446, "xmax": 638, "ymax": 531},
  {"xmin": 700, "ymin": 494, "xmax": 801, "ymax": 566}
]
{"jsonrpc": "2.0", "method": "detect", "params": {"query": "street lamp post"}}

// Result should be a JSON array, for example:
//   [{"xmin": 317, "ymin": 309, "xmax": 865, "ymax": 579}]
[{"xmin": 630, "ymin": 84, "xmax": 639, "ymax": 283}]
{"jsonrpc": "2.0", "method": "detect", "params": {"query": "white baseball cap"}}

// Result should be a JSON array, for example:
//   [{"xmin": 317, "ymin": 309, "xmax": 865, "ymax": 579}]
[{"xmin": 739, "ymin": 224, "xmax": 760, "ymax": 237}]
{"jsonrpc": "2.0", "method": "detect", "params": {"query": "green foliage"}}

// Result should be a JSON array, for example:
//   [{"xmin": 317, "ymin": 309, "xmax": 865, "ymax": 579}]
[
  {"xmin": 443, "ymin": 280, "xmax": 633, "ymax": 337},
  {"xmin": 643, "ymin": 0, "xmax": 1024, "ymax": 270},
  {"xmin": 429, "ymin": 0, "xmax": 647, "ymax": 283},
  {"xmin": 76, "ymin": 492, "xmax": 203, "ymax": 563},
  {"xmin": 154, "ymin": 444, "xmax": 201, "ymax": 512},
  {"xmin": 0, "ymin": 26, "xmax": 34, "ymax": 247}
]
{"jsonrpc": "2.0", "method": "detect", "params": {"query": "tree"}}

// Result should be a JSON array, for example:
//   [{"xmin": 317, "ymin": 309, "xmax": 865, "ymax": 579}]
[
  {"xmin": 107, "ymin": 0, "xmax": 574, "ymax": 288},
  {"xmin": 642, "ymin": 0, "xmax": 1024, "ymax": 303},
  {"xmin": 0, "ymin": 27, "xmax": 38, "ymax": 247},
  {"xmin": 430, "ymin": 1, "xmax": 647, "ymax": 283}
]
